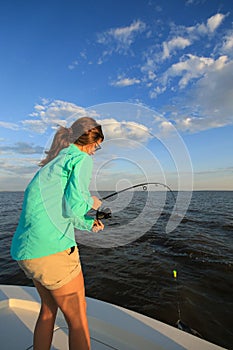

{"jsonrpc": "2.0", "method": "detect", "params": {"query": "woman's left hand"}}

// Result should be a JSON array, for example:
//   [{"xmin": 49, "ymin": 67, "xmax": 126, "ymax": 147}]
[
  {"xmin": 92, "ymin": 219, "xmax": 104, "ymax": 232},
  {"xmin": 91, "ymin": 196, "xmax": 102, "ymax": 210}
]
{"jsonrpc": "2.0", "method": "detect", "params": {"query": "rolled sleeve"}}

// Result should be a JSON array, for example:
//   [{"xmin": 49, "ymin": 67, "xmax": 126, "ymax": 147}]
[{"xmin": 73, "ymin": 215, "xmax": 94, "ymax": 231}]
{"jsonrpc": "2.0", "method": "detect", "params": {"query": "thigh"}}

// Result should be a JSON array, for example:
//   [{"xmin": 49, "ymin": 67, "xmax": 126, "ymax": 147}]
[
  {"xmin": 33, "ymin": 279, "xmax": 58, "ymax": 314},
  {"xmin": 50, "ymin": 271, "xmax": 86, "ymax": 314},
  {"xmin": 51, "ymin": 272, "xmax": 91, "ymax": 349}
]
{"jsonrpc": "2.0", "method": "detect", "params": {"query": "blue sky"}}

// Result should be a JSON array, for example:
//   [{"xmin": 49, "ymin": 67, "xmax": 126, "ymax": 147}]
[{"xmin": 0, "ymin": 0, "xmax": 233, "ymax": 191}]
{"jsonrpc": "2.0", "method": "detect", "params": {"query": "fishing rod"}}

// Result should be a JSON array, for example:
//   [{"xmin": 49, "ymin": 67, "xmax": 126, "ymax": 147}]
[
  {"xmin": 96, "ymin": 182, "xmax": 176, "ymax": 220},
  {"xmin": 100, "ymin": 182, "xmax": 176, "ymax": 201}
]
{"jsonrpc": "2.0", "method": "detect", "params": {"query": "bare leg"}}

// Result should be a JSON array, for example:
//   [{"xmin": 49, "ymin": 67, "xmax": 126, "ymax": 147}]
[
  {"xmin": 50, "ymin": 271, "xmax": 90, "ymax": 350},
  {"xmin": 33, "ymin": 279, "xmax": 58, "ymax": 350}
]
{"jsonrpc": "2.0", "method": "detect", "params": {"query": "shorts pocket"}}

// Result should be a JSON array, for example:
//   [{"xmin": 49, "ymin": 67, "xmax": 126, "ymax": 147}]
[{"xmin": 65, "ymin": 246, "xmax": 76, "ymax": 255}]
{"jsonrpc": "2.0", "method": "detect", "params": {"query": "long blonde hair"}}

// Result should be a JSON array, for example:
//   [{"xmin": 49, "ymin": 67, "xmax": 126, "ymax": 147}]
[{"xmin": 39, "ymin": 117, "xmax": 104, "ymax": 167}]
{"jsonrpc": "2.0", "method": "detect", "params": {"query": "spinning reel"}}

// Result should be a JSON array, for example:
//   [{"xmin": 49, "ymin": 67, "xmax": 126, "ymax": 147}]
[{"xmin": 96, "ymin": 207, "xmax": 112, "ymax": 221}]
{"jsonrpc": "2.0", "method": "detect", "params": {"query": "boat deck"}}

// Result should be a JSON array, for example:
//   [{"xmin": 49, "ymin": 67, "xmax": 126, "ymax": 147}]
[{"xmin": 0, "ymin": 285, "xmax": 225, "ymax": 350}]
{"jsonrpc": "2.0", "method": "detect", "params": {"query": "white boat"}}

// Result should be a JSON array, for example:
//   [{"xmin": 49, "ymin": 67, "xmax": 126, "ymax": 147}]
[{"xmin": 0, "ymin": 284, "xmax": 226, "ymax": 350}]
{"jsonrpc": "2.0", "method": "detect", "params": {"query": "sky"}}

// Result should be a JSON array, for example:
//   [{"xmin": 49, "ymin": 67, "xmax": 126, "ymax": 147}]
[{"xmin": 0, "ymin": 0, "xmax": 233, "ymax": 192}]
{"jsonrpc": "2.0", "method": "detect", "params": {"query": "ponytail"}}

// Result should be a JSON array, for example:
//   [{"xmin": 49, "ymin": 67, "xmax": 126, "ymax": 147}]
[
  {"xmin": 39, "ymin": 126, "xmax": 72, "ymax": 167},
  {"xmin": 39, "ymin": 117, "xmax": 104, "ymax": 167}
]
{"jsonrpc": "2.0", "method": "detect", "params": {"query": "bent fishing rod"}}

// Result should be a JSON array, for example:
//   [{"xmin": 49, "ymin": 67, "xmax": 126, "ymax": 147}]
[{"xmin": 96, "ymin": 182, "xmax": 176, "ymax": 220}]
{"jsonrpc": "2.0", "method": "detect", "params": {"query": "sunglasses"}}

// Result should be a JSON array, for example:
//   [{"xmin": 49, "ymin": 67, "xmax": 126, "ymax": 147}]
[{"xmin": 94, "ymin": 142, "xmax": 101, "ymax": 151}]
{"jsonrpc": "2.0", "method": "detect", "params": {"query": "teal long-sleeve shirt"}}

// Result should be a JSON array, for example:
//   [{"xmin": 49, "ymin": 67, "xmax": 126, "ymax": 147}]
[{"xmin": 11, "ymin": 144, "xmax": 94, "ymax": 260}]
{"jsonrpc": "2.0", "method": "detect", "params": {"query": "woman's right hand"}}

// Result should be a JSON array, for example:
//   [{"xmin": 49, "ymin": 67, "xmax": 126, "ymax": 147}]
[
  {"xmin": 92, "ymin": 196, "xmax": 102, "ymax": 210},
  {"xmin": 92, "ymin": 219, "xmax": 104, "ymax": 232}
]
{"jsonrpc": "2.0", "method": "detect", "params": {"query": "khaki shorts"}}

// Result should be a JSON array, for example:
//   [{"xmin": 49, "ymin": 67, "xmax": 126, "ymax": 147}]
[{"xmin": 18, "ymin": 246, "xmax": 81, "ymax": 290}]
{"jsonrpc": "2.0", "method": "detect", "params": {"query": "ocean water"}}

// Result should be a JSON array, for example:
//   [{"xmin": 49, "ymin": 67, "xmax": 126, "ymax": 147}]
[{"xmin": 0, "ymin": 190, "xmax": 233, "ymax": 349}]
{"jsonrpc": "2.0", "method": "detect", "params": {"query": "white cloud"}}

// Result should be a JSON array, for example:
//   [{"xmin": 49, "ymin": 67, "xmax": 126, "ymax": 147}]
[
  {"xmin": 168, "ymin": 59, "xmax": 233, "ymax": 133},
  {"xmin": 222, "ymin": 31, "xmax": 233, "ymax": 52},
  {"xmin": 23, "ymin": 100, "xmax": 91, "ymax": 133},
  {"xmin": 174, "ymin": 113, "xmax": 232, "ymax": 133},
  {"xmin": 207, "ymin": 13, "xmax": 225, "ymax": 33},
  {"xmin": 0, "ymin": 121, "xmax": 19, "ymax": 130},
  {"xmin": 111, "ymin": 76, "xmax": 141, "ymax": 87},
  {"xmin": 140, "ymin": 54, "xmax": 158, "ymax": 82},
  {"xmin": 111, "ymin": 20, "xmax": 145, "ymax": 41},
  {"xmin": 140, "ymin": 12, "xmax": 226, "ymax": 90},
  {"xmin": 0, "ymin": 157, "xmax": 38, "ymax": 191},
  {"xmin": 191, "ymin": 59, "xmax": 233, "ymax": 120},
  {"xmin": 99, "ymin": 118, "xmax": 152, "ymax": 143},
  {"xmin": 0, "ymin": 142, "xmax": 44, "ymax": 155},
  {"xmin": 158, "ymin": 120, "xmax": 175, "ymax": 136},
  {"xmin": 22, "ymin": 119, "xmax": 48, "ymax": 133},
  {"xmin": 15, "ymin": 100, "xmax": 155, "ymax": 141},
  {"xmin": 68, "ymin": 60, "xmax": 79, "ymax": 70},
  {"xmin": 187, "ymin": 12, "xmax": 226, "ymax": 37},
  {"xmin": 149, "ymin": 86, "xmax": 167, "ymax": 99},
  {"xmin": 162, "ymin": 54, "xmax": 228, "ymax": 89},
  {"xmin": 97, "ymin": 20, "xmax": 146, "ymax": 54},
  {"xmin": 34, "ymin": 104, "xmax": 45, "ymax": 111},
  {"xmin": 162, "ymin": 36, "xmax": 191, "ymax": 59}
]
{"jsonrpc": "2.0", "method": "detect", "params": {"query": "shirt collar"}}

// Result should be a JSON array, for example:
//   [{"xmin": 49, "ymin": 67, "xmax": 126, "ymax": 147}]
[{"xmin": 58, "ymin": 143, "xmax": 81, "ymax": 155}]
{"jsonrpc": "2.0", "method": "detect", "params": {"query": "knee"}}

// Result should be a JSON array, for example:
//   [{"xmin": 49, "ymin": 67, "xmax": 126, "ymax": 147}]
[
  {"xmin": 63, "ymin": 310, "xmax": 83, "ymax": 328},
  {"xmin": 40, "ymin": 304, "xmax": 58, "ymax": 320}
]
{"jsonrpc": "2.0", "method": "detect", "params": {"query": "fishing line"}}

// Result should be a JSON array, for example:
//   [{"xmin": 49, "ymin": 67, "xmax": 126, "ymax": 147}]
[
  {"xmin": 96, "ymin": 182, "xmax": 176, "ymax": 220},
  {"xmin": 94, "ymin": 183, "xmax": 205, "ymax": 339},
  {"xmin": 95, "ymin": 183, "xmax": 204, "ymax": 339},
  {"xmin": 172, "ymin": 269, "xmax": 203, "ymax": 338},
  {"xmin": 173, "ymin": 269, "xmax": 181, "ymax": 320}
]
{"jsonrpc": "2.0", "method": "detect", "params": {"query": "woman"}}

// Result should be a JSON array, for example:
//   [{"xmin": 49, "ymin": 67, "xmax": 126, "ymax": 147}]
[{"xmin": 11, "ymin": 117, "xmax": 104, "ymax": 350}]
